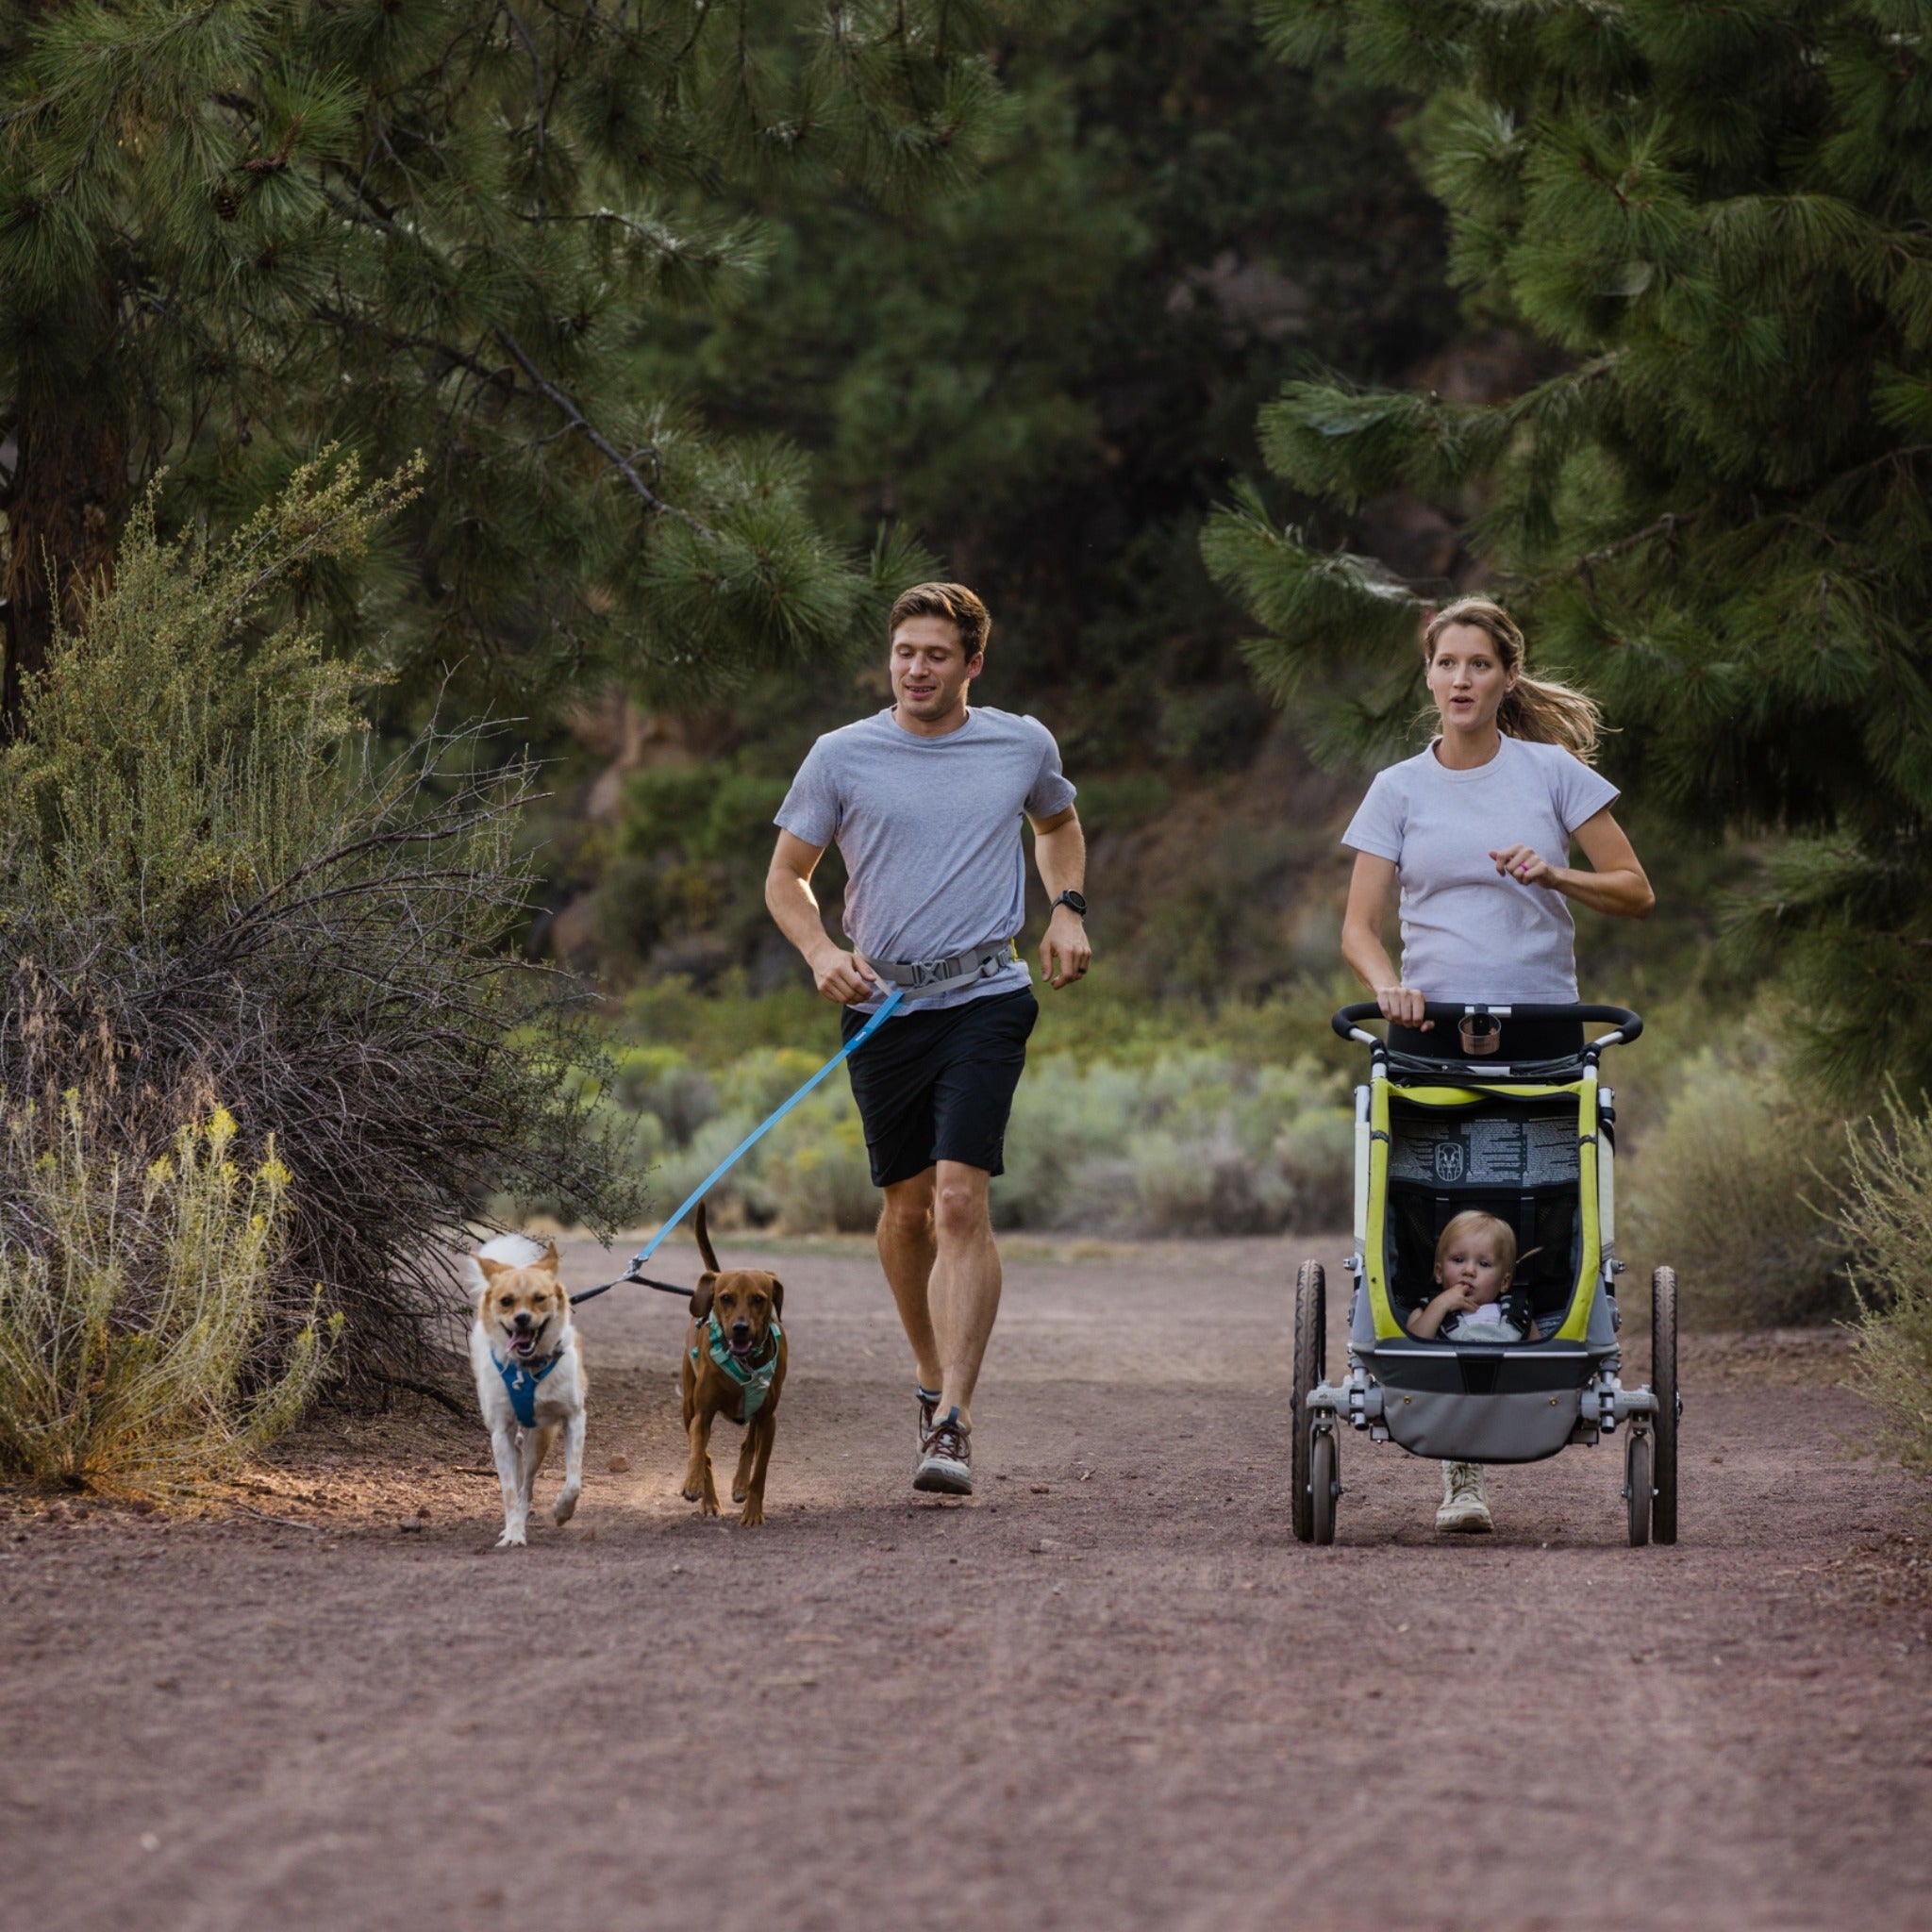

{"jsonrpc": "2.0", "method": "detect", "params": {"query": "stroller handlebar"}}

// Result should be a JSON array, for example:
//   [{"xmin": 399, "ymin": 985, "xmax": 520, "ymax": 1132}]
[{"xmin": 1330, "ymin": 1001, "xmax": 1644, "ymax": 1052}]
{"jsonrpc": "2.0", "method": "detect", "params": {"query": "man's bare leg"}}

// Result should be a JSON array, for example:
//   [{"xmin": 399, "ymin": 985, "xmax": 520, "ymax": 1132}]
[
  {"xmin": 927, "ymin": 1160, "xmax": 1001, "ymax": 1429},
  {"xmin": 878, "ymin": 1170, "xmax": 942, "ymax": 1395},
  {"xmin": 878, "ymin": 1160, "xmax": 1001, "ymax": 1428}
]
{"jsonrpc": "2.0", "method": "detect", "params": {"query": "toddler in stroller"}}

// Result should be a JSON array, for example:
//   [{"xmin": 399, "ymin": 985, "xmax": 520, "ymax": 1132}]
[{"xmin": 1408, "ymin": 1211, "xmax": 1536, "ymax": 1344}]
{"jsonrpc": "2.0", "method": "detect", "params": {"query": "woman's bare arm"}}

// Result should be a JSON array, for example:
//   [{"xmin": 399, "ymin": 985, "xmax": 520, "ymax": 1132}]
[
  {"xmin": 1341, "ymin": 852, "xmax": 1430, "ymax": 1029},
  {"xmin": 1490, "ymin": 808, "xmax": 1655, "ymax": 921}
]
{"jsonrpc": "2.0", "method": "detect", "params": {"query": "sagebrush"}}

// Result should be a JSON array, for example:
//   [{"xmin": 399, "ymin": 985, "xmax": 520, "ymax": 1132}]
[
  {"xmin": 535, "ymin": 1037, "xmax": 1354, "ymax": 1240},
  {"xmin": 0, "ymin": 459, "xmax": 643, "ymax": 1384},
  {"xmin": 1623, "ymin": 1041, "xmax": 1850, "ymax": 1327}
]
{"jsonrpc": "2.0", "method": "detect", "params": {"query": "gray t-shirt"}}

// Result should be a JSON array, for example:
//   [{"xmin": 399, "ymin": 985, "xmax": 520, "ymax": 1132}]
[
  {"xmin": 1341, "ymin": 735, "xmax": 1619, "ymax": 1004},
  {"xmin": 775, "ymin": 706, "xmax": 1076, "ymax": 1012}
]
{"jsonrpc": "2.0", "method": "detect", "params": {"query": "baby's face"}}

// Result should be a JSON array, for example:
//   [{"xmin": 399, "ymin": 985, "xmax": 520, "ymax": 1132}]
[{"xmin": 1437, "ymin": 1236, "xmax": 1509, "ymax": 1305}]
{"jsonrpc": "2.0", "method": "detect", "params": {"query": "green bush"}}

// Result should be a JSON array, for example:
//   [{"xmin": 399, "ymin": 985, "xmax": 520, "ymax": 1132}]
[
  {"xmin": 0, "ymin": 1098, "xmax": 337, "ymax": 1488},
  {"xmin": 1841, "ymin": 1097, "xmax": 1932, "ymax": 1484},
  {"xmin": 591, "ymin": 1032, "xmax": 1355, "ymax": 1240},
  {"xmin": 1623, "ymin": 1042, "xmax": 1851, "ymax": 1327}
]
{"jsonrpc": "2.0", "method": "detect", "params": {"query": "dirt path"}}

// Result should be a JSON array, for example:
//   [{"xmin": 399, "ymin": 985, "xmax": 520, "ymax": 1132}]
[{"xmin": 5, "ymin": 1234, "xmax": 1930, "ymax": 1932}]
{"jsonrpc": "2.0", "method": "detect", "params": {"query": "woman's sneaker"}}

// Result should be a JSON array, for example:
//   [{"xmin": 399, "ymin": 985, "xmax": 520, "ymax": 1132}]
[
  {"xmin": 915, "ymin": 1405, "xmax": 973, "ymax": 1495},
  {"xmin": 1436, "ymin": 1460, "xmax": 1492, "ymax": 1533}
]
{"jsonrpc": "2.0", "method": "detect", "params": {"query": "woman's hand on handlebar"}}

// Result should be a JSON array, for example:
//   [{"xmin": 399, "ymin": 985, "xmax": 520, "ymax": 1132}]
[{"xmin": 1374, "ymin": 984, "xmax": 1431, "ymax": 1030}]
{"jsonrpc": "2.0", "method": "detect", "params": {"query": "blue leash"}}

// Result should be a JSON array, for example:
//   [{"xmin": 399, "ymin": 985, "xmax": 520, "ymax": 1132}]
[{"xmin": 570, "ymin": 987, "xmax": 907, "ymax": 1306}]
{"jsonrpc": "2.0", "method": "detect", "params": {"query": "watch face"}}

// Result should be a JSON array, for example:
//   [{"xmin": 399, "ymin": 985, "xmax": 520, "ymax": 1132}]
[{"xmin": 1059, "ymin": 891, "xmax": 1087, "ymax": 916}]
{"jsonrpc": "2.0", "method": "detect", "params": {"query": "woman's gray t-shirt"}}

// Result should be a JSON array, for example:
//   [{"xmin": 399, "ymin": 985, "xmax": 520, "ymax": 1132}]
[
  {"xmin": 1341, "ymin": 735, "xmax": 1619, "ymax": 1004},
  {"xmin": 775, "ymin": 706, "xmax": 1075, "ymax": 1012}
]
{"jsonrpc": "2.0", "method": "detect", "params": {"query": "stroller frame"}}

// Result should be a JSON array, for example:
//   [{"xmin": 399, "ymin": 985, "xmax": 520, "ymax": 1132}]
[{"xmin": 1293, "ymin": 1002, "xmax": 1680, "ymax": 1546}]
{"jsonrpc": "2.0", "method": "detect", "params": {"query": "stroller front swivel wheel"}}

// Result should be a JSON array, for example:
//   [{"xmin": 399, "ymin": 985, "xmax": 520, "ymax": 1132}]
[
  {"xmin": 1291, "ymin": 1259, "xmax": 1326, "ymax": 1543},
  {"xmin": 1310, "ymin": 1427, "xmax": 1339, "ymax": 1545},
  {"xmin": 1625, "ymin": 1429, "xmax": 1652, "ymax": 1546}
]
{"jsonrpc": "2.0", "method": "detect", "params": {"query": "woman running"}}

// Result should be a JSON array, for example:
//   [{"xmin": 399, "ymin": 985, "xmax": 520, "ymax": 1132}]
[{"xmin": 1340, "ymin": 596, "xmax": 1654, "ymax": 1532}]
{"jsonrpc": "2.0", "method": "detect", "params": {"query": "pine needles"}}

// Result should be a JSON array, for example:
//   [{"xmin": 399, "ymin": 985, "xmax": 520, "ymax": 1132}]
[{"xmin": 1209, "ymin": 0, "xmax": 1932, "ymax": 1088}]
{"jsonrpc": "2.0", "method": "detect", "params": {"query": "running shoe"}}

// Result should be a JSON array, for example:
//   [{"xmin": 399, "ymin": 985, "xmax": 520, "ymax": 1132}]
[{"xmin": 914, "ymin": 1405, "xmax": 973, "ymax": 1495}]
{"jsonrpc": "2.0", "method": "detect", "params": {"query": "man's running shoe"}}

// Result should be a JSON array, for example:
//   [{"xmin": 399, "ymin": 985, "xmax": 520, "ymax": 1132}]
[
  {"xmin": 1436, "ymin": 1459, "xmax": 1492, "ymax": 1533},
  {"xmin": 917, "ymin": 1383, "xmax": 941, "ymax": 1448},
  {"xmin": 914, "ymin": 1405, "xmax": 973, "ymax": 1495}
]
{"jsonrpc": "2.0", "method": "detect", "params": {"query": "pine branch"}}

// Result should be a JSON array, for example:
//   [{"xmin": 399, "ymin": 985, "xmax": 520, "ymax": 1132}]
[{"xmin": 491, "ymin": 327, "xmax": 715, "ymax": 537}]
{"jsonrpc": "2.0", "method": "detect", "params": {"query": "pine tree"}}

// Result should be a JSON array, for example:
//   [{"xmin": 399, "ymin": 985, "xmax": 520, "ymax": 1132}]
[
  {"xmin": 639, "ymin": 0, "xmax": 1451, "ymax": 763},
  {"xmin": 1204, "ymin": 0, "xmax": 1932, "ymax": 1091},
  {"xmin": 0, "ymin": 0, "xmax": 1033, "ymax": 724}
]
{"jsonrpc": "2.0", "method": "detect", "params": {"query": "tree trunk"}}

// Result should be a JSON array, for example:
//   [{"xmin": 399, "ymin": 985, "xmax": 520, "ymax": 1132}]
[{"xmin": 2, "ymin": 403, "xmax": 131, "ymax": 733}]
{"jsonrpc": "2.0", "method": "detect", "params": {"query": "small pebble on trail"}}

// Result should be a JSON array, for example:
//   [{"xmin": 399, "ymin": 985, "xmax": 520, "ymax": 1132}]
[{"xmin": 608, "ymin": 1455, "xmax": 631, "ymax": 1474}]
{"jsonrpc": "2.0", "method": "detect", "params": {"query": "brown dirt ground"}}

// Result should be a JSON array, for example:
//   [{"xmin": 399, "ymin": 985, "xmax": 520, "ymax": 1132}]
[{"xmin": 5, "ymin": 1232, "xmax": 1930, "ymax": 1932}]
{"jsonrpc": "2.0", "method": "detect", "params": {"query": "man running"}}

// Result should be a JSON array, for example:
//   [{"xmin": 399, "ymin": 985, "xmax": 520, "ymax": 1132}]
[{"xmin": 766, "ymin": 582, "xmax": 1090, "ymax": 1495}]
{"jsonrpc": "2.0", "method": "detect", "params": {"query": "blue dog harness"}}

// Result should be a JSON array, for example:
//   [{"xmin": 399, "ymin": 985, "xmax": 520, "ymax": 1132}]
[
  {"xmin": 690, "ymin": 1313, "xmax": 783, "ymax": 1421},
  {"xmin": 495, "ymin": 1349, "xmax": 563, "ymax": 1427}
]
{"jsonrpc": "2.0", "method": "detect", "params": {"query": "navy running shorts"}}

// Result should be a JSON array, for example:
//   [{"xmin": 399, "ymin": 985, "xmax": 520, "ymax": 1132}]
[{"xmin": 841, "ymin": 986, "xmax": 1039, "ymax": 1187}]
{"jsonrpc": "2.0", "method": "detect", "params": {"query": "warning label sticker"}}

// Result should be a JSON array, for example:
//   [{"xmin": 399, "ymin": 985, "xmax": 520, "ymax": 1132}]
[{"xmin": 1389, "ymin": 1111, "xmax": 1578, "ymax": 1188}]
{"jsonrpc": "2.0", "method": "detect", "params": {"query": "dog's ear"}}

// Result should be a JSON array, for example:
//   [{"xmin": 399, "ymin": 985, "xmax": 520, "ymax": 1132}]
[
  {"xmin": 767, "ymin": 1275, "xmax": 784, "ymax": 1317},
  {"xmin": 539, "ymin": 1241, "xmax": 559, "ymax": 1274},
  {"xmin": 476, "ymin": 1256, "xmax": 508, "ymax": 1286},
  {"xmin": 690, "ymin": 1271, "xmax": 718, "ymax": 1322}
]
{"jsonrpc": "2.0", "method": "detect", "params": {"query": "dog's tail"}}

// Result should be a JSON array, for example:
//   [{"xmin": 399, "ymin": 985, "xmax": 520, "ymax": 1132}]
[{"xmin": 693, "ymin": 1199, "xmax": 722, "ymax": 1277}]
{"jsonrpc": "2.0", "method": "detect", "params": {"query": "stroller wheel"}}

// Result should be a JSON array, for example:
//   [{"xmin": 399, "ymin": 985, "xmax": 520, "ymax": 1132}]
[
  {"xmin": 1311, "ymin": 1428, "xmax": 1339, "ymax": 1546},
  {"xmin": 1625, "ymin": 1429, "xmax": 1652, "ymax": 1546},
  {"xmin": 1651, "ymin": 1266, "xmax": 1679, "ymax": 1544},
  {"xmin": 1291, "ymin": 1260, "xmax": 1325, "ymax": 1543}
]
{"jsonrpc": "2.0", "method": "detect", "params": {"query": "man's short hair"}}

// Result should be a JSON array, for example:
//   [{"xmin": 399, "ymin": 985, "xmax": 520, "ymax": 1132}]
[{"xmin": 889, "ymin": 582, "xmax": 991, "ymax": 660}]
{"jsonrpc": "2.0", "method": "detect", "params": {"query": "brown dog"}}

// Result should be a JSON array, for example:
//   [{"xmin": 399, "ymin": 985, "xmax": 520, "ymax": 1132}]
[{"xmin": 679, "ymin": 1203, "xmax": 787, "ymax": 1526}]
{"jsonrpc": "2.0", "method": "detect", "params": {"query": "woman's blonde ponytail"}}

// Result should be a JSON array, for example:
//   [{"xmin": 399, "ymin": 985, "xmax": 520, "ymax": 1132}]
[{"xmin": 1423, "ymin": 598, "xmax": 1604, "ymax": 764}]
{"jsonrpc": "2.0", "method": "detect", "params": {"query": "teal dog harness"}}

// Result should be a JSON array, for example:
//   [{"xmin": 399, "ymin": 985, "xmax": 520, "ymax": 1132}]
[
  {"xmin": 496, "ymin": 1349, "xmax": 563, "ymax": 1427},
  {"xmin": 691, "ymin": 1313, "xmax": 782, "ymax": 1420}
]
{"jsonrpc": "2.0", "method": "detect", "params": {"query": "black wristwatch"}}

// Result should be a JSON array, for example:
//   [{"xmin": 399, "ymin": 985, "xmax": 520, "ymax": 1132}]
[{"xmin": 1051, "ymin": 890, "xmax": 1088, "ymax": 918}]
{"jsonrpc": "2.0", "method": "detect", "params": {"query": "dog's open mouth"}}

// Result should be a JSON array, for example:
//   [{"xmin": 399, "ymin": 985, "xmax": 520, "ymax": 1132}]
[
  {"xmin": 726, "ymin": 1333, "xmax": 758, "ymax": 1357},
  {"xmin": 505, "ymin": 1327, "xmax": 541, "ymax": 1358}
]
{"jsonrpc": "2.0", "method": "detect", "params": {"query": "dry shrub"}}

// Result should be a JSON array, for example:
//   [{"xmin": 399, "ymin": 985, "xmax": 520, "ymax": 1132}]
[
  {"xmin": 1841, "ymin": 1096, "xmax": 1932, "ymax": 1483},
  {"xmin": 0, "ymin": 460, "xmax": 642, "ymax": 1385},
  {"xmin": 1623, "ymin": 1044, "xmax": 1850, "ymax": 1327},
  {"xmin": 0, "ymin": 1097, "xmax": 335, "ymax": 1487}
]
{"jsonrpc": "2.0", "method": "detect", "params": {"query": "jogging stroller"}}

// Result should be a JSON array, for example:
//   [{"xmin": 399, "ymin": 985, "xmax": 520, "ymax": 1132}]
[{"xmin": 1292, "ymin": 1002, "xmax": 1678, "ymax": 1546}]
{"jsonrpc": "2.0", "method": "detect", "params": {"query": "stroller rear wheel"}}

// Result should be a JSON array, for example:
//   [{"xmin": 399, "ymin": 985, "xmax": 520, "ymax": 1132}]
[
  {"xmin": 1651, "ymin": 1266, "xmax": 1679, "ymax": 1544},
  {"xmin": 1625, "ymin": 1430, "xmax": 1652, "ymax": 1546},
  {"xmin": 1311, "ymin": 1428, "xmax": 1339, "ymax": 1545},
  {"xmin": 1291, "ymin": 1260, "xmax": 1325, "ymax": 1543}
]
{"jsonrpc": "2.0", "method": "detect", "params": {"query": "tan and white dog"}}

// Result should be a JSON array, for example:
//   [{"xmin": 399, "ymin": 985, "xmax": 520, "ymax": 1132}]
[{"xmin": 463, "ymin": 1234, "xmax": 587, "ymax": 1548}]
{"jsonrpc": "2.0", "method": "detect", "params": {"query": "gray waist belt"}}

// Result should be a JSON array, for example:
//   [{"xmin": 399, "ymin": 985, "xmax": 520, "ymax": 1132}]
[{"xmin": 864, "ymin": 938, "xmax": 1017, "ymax": 991}]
